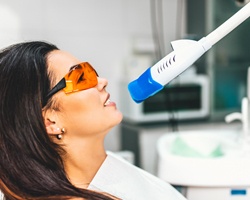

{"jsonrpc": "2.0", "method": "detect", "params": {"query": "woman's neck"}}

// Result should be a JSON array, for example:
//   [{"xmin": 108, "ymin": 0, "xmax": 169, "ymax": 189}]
[{"xmin": 62, "ymin": 136, "xmax": 107, "ymax": 188}]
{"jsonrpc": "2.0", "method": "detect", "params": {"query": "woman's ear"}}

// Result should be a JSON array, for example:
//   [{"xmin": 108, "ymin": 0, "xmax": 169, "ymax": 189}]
[
  {"xmin": 43, "ymin": 110, "xmax": 62, "ymax": 136},
  {"xmin": 44, "ymin": 118, "xmax": 62, "ymax": 135}
]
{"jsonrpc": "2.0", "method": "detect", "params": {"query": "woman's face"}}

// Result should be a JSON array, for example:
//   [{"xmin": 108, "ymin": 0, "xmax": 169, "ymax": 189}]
[{"xmin": 47, "ymin": 50, "xmax": 123, "ymax": 140}]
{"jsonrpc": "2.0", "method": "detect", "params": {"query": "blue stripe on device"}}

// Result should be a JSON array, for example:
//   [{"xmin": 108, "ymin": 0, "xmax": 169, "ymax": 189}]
[
  {"xmin": 128, "ymin": 68, "xmax": 163, "ymax": 103},
  {"xmin": 231, "ymin": 189, "xmax": 247, "ymax": 196}
]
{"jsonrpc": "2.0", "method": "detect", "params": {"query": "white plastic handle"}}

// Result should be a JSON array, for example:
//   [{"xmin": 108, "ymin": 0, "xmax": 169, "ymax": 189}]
[
  {"xmin": 225, "ymin": 112, "xmax": 242, "ymax": 123},
  {"xmin": 205, "ymin": 2, "xmax": 250, "ymax": 47}
]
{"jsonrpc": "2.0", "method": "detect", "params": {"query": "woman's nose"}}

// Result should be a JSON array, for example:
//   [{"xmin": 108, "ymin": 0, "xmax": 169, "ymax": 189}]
[{"xmin": 97, "ymin": 77, "xmax": 108, "ymax": 90}]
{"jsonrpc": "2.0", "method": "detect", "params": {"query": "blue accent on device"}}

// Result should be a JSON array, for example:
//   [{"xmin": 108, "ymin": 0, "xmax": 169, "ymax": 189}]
[
  {"xmin": 231, "ymin": 189, "xmax": 247, "ymax": 196},
  {"xmin": 128, "ymin": 68, "xmax": 163, "ymax": 103}
]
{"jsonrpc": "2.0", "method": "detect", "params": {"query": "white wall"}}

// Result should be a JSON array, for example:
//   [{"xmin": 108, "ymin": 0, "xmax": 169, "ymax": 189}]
[{"xmin": 0, "ymin": 0, "xmax": 186, "ymax": 151}]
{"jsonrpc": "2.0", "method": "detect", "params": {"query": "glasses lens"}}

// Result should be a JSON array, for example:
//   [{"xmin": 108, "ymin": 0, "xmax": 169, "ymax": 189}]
[{"xmin": 63, "ymin": 62, "xmax": 98, "ymax": 93}]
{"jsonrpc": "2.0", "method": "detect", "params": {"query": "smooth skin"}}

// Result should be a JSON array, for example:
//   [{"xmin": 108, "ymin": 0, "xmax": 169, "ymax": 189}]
[{"xmin": 43, "ymin": 50, "xmax": 123, "ymax": 189}]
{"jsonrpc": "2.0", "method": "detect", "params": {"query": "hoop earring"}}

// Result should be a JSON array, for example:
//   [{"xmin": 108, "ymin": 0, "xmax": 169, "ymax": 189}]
[{"xmin": 56, "ymin": 128, "xmax": 65, "ymax": 140}]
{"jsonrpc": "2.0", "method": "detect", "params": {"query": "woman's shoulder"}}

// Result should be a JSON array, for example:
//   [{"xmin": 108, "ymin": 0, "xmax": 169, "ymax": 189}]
[{"xmin": 88, "ymin": 151, "xmax": 187, "ymax": 200}]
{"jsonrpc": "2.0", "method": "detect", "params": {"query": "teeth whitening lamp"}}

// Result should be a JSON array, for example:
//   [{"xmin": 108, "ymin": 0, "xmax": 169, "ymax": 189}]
[{"xmin": 128, "ymin": 3, "xmax": 250, "ymax": 103}]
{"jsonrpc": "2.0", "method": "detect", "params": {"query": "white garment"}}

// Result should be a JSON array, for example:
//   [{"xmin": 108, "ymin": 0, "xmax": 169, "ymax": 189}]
[
  {"xmin": 0, "ymin": 152, "xmax": 187, "ymax": 200},
  {"xmin": 88, "ymin": 152, "xmax": 187, "ymax": 200}
]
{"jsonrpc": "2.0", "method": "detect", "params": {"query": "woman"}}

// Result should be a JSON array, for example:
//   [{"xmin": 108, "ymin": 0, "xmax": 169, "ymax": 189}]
[{"xmin": 0, "ymin": 41, "xmax": 186, "ymax": 200}]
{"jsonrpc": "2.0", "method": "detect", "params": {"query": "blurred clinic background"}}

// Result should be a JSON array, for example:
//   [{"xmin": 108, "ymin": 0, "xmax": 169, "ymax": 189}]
[{"xmin": 1, "ymin": 0, "xmax": 250, "ymax": 199}]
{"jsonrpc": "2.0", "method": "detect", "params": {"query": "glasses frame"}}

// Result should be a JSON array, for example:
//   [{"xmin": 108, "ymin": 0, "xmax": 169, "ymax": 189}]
[{"xmin": 44, "ymin": 62, "xmax": 98, "ymax": 105}]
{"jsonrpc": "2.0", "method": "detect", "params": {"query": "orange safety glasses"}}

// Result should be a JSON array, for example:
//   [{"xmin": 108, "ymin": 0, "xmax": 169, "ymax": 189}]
[{"xmin": 45, "ymin": 62, "xmax": 98, "ymax": 103}]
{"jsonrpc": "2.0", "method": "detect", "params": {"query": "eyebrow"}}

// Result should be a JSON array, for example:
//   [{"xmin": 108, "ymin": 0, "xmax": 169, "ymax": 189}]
[{"xmin": 69, "ymin": 64, "xmax": 78, "ymax": 71}]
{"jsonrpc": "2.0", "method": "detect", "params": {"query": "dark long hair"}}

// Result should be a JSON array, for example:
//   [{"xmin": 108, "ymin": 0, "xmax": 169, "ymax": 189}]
[{"xmin": 0, "ymin": 41, "xmax": 113, "ymax": 200}]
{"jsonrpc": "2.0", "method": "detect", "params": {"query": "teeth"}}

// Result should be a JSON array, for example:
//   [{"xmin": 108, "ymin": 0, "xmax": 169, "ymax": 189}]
[{"xmin": 104, "ymin": 99, "xmax": 111, "ymax": 106}]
